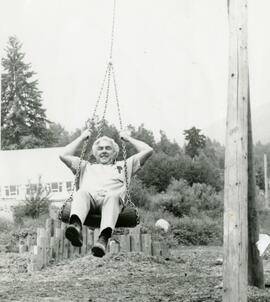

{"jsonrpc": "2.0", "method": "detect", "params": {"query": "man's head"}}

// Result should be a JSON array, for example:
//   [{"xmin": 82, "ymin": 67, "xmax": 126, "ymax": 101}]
[{"xmin": 92, "ymin": 136, "xmax": 119, "ymax": 164}]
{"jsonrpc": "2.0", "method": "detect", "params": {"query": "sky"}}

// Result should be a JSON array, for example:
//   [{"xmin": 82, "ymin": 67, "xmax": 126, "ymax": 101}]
[{"xmin": 0, "ymin": 0, "xmax": 270, "ymax": 145}]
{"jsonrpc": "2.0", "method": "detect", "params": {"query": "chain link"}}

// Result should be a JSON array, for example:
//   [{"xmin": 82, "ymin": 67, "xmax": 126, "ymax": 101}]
[
  {"xmin": 111, "ymin": 64, "xmax": 140, "ymax": 225},
  {"xmin": 109, "ymin": 0, "xmax": 116, "ymax": 60},
  {"xmin": 60, "ymin": 63, "xmax": 111, "ymax": 215}
]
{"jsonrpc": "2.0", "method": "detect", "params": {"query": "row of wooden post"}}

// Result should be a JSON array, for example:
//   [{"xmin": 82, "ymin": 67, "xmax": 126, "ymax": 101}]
[{"xmin": 18, "ymin": 219, "xmax": 170, "ymax": 271}]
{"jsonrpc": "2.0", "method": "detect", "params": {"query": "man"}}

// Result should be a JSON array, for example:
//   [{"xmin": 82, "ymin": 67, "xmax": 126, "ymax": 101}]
[{"xmin": 59, "ymin": 129, "xmax": 153, "ymax": 257}]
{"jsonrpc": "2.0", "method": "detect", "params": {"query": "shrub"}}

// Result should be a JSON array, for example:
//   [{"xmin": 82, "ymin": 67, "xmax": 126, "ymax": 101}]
[
  {"xmin": 172, "ymin": 215, "xmax": 223, "ymax": 245},
  {"xmin": 13, "ymin": 179, "xmax": 50, "ymax": 223},
  {"xmin": 129, "ymin": 177, "xmax": 152, "ymax": 209},
  {"xmin": 155, "ymin": 179, "xmax": 223, "ymax": 218},
  {"xmin": 0, "ymin": 217, "xmax": 13, "ymax": 233}
]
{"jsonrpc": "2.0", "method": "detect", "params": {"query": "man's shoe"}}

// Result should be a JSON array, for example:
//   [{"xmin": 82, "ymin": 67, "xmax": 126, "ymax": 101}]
[
  {"xmin": 65, "ymin": 224, "xmax": 83, "ymax": 247},
  {"xmin": 91, "ymin": 236, "xmax": 108, "ymax": 258}
]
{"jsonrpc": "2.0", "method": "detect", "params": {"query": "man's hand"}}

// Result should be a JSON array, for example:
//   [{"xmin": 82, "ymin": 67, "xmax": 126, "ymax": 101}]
[
  {"xmin": 119, "ymin": 129, "xmax": 131, "ymax": 142},
  {"xmin": 94, "ymin": 190, "xmax": 107, "ymax": 202},
  {"xmin": 80, "ymin": 129, "xmax": 92, "ymax": 141}
]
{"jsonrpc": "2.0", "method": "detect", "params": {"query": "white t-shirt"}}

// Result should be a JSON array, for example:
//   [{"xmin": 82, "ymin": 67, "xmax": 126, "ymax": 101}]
[{"xmin": 70, "ymin": 155, "xmax": 140, "ymax": 201}]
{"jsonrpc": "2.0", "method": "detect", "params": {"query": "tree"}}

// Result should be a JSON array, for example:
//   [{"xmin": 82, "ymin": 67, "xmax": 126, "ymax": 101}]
[
  {"xmin": 1, "ymin": 36, "xmax": 51, "ymax": 149},
  {"xmin": 156, "ymin": 130, "xmax": 181, "ymax": 156},
  {"xmin": 183, "ymin": 126, "xmax": 206, "ymax": 158},
  {"xmin": 47, "ymin": 122, "xmax": 71, "ymax": 147},
  {"xmin": 138, "ymin": 152, "xmax": 189, "ymax": 192},
  {"xmin": 184, "ymin": 152, "xmax": 223, "ymax": 191}
]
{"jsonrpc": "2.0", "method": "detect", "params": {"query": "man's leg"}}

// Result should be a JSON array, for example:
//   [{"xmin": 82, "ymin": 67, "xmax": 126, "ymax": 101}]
[
  {"xmin": 66, "ymin": 189, "xmax": 94, "ymax": 247},
  {"xmin": 91, "ymin": 193, "xmax": 123, "ymax": 257}
]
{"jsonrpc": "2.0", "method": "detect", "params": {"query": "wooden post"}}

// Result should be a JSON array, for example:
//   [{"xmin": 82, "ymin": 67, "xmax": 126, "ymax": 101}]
[
  {"xmin": 94, "ymin": 229, "xmax": 100, "ymax": 243},
  {"xmin": 264, "ymin": 154, "xmax": 268, "ymax": 207},
  {"xmin": 130, "ymin": 233, "xmax": 141, "ymax": 252},
  {"xmin": 120, "ymin": 235, "xmax": 131, "ymax": 252},
  {"xmin": 87, "ymin": 229, "xmax": 94, "ymax": 251},
  {"xmin": 223, "ymin": 0, "xmax": 249, "ymax": 301},
  {"xmin": 141, "ymin": 234, "xmax": 152, "ymax": 256},
  {"xmin": 247, "ymin": 98, "xmax": 265, "ymax": 288},
  {"xmin": 152, "ymin": 241, "xmax": 162, "ymax": 257},
  {"xmin": 109, "ymin": 240, "xmax": 120, "ymax": 254}
]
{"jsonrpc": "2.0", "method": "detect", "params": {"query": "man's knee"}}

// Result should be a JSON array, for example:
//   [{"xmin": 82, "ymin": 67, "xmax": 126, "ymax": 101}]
[
  {"xmin": 73, "ymin": 189, "xmax": 90, "ymax": 201},
  {"xmin": 104, "ymin": 193, "xmax": 121, "ymax": 206}
]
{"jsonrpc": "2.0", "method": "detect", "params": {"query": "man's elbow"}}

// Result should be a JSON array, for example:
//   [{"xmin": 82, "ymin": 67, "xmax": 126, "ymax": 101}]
[
  {"xmin": 59, "ymin": 149, "xmax": 67, "ymax": 162},
  {"xmin": 145, "ymin": 147, "xmax": 154, "ymax": 159},
  {"xmin": 148, "ymin": 147, "xmax": 154, "ymax": 156}
]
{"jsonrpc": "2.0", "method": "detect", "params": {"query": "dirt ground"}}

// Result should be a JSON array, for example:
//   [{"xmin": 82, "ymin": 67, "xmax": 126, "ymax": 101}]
[{"xmin": 1, "ymin": 246, "xmax": 270, "ymax": 302}]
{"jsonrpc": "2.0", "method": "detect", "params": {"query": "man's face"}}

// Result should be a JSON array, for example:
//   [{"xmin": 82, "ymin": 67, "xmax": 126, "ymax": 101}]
[{"xmin": 96, "ymin": 140, "xmax": 115, "ymax": 165}]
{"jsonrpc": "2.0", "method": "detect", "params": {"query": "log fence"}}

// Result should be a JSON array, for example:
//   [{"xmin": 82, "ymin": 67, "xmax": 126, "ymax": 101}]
[{"xmin": 18, "ymin": 219, "xmax": 170, "ymax": 271}]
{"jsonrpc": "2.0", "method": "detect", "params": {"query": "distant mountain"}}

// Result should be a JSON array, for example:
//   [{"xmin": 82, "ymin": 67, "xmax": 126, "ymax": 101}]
[{"xmin": 204, "ymin": 102, "xmax": 270, "ymax": 145}]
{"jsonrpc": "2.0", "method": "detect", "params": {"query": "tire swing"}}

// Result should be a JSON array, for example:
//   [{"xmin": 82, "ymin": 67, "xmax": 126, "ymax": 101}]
[{"xmin": 58, "ymin": 0, "xmax": 140, "ymax": 229}]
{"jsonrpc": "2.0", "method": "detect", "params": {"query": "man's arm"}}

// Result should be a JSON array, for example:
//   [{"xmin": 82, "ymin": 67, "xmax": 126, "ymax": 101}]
[
  {"xmin": 120, "ymin": 131, "xmax": 153, "ymax": 166},
  {"xmin": 59, "ymin": 129, "xmax": 91, "ymax": 171}
]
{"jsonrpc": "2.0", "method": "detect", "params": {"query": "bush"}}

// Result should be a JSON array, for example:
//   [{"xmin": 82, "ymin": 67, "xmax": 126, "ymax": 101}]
[
  {"xmin": 0, "ymin": 217, "xmax": 13, "ymax": 233},
  {"xmin": 172, "ymin": 215, "xmax": 223, "ymax": 245},
  {"xmin": 129, "ymin": 177, "xmax": 152, "ymax": 209},
  {"xmin": 155, "ymin": 179, "xmax": 223, "ymax": 218},
  {"xmin": 13, "ymin": 180, "xmax": 50, "ymax": 223},
  {"xmin": 137, "ymin": 152, "xmax": 190, "ymax": 192}
]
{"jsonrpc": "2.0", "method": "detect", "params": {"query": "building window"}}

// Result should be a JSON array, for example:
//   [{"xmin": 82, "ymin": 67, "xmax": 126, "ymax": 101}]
[
  {"xmin": 4, "ymin": 185, "xmax": 18, "ymax": 197},
  {"xmin": 26, "ymin": 184, "xmax": 38, "ymax": 195},
  {"xmin": 4, "ymin": 186, "xmax": 9, "ymax": 197},
  {"xmin": 50, "ymin": 182, "xmax": 63, "ymax": 193},
  {"xmin": 10, "ymin": 185, "xmax": 17, "ymax": 196},
  {"xmin": 51, "ymin": 182, "xmax": 58, "ymax": 192},
  {"xmin": 45, "ymin": 183, "xmax": 51, "ymax": 193}
]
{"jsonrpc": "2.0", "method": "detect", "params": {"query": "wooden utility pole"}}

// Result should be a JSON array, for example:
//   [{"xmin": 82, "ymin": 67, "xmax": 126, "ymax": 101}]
[
  {"xmin": 0, "ymin": 61, "xmax": 1, "ymax": 150},
  {"xmin": 223, "ymin": 0, "xmax": 264, "ymax": 302},
  {"xmin": 223, "ymin": 1, "xmax": 249, "ymax": 300},
  {"xmin": 223, "ymin": 1, "xmax": 264, "ymax": 301},
  {"xmin": 247, "ymin": 98, "xmax": 264, "ymax": 288},
  {"xmin": 264, "ymin": 154, "xmax": 268, "ymax": 207}
]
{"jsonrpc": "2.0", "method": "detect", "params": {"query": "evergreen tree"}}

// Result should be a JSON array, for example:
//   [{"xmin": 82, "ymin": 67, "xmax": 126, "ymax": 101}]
[
  {"xmin": 156, "ymin": 130, "xmax": 180, "ymax": 156},
  {"xmin": 183, "ymin": 126, "xmax": 206, "ymax": 158},
  {"xmin": 1, "ymin": 36, "xmax": 51, "ymax": 149}
]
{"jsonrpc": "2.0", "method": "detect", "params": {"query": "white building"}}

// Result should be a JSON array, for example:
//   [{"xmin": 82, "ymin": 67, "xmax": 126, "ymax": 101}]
[{"xmin": 0, "ymin": 147, "xmax": 74, "ymax": 201}]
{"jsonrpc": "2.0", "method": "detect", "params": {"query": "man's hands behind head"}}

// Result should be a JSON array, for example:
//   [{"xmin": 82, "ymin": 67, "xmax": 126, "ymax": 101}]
[
  {"xmin": 119, "ymin": 129, "xmax": 131, "ymax": 142},
  {"xmin": 80, "ymin": 129, "xmax": 92, "ymax": 141}
]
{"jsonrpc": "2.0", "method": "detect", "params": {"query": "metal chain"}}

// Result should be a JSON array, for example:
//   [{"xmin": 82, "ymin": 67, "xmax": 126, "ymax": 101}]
[
  {"xmin": 60, "ymin": 0, "xmax": 140, "ymax": 226},
  {"xmin": 97, "ymin": 62, "xmax": 112, "ymax": 139},
  {"xmin": 86, "ymin": 63, "xmax": 111, "ymax": 128},
  {"xmin": 109, "ymin": 0, "xmax": 116, "ymax": 60},
  {"xmin": 60, "ymin": 63, "xmax": 111, "ymax": 216},
  {"xmin": 111, "ymin": 64, "xmax": 140, "ymax": 225}
]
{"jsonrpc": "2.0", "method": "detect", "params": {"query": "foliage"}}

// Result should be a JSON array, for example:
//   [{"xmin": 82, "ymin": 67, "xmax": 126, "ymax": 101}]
[
  {"xmin": 13, "ymin": 180, "xmax": 50, "ymax": 223},
  {"xmin": 47, "ymin": 123, "xmax": 71, "ymax": 147},
  {"xmin": 154, "ymin": 179, "xmax": 223, "ymax": 218},
  {"xmin": 203, "ymin": 138, "xmax": 225, "ymax": 170},
  {"xmin": 1, "ymin": 36, "xmax": 52, "ymax": 149},
  {"xmin": 156, "ymin": 130, "xmax": 181, "ymax": 156},
  {"xmin": 172, "ymin": 215, "xmax": 223, "ymax": 245},
  {"xmin": 137, "ymin": 152, "xmax": 189, "ymax": 192},
  {"xmin": 140, "ymin": 205, "xmax": 223, "ymax": 246},
  {"xmin": 184, "ymin": 126, "xmax": 206, "ymax": 158},
  {"xmin": 0, "ymin": 217, "xmax": 13, "ymax": 233},
  {"xmin": 184, "ymin": 152, "xmax": 223, "ymax": 191},
  {"xmin": 129, "ymin": 177, "xmax": 152, "ymax": 208}
]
